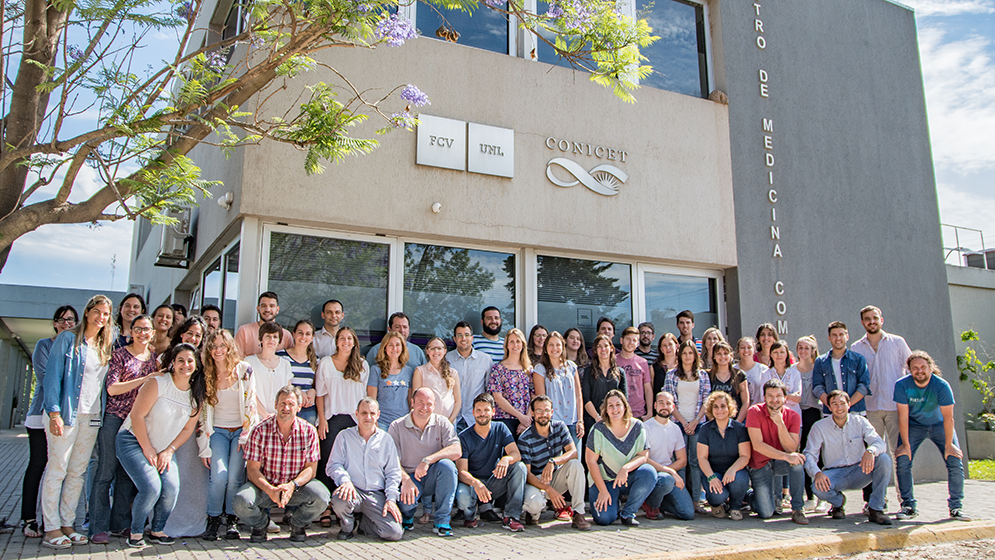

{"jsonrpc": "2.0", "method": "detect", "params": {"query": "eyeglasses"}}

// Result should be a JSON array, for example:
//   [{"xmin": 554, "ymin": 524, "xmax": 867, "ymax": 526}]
[
  {"xmin": 131, "ymin": 326, "xmax": 154, "ymax": 334},
  {"xmin": 55, "ymin": 317, "xmax": 76, "ymax": 325}
]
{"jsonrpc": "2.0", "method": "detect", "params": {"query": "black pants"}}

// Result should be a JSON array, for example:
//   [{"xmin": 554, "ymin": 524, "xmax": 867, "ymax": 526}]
[
  {"xmin": 317, "ymin": 414, "xmax": 357, "ymax": 493},
  {"xmin": 800, "ymin": 407, "xmax": 823, "ymax": 501},
  {"xmin": 21, "ymin": 427, "xmax": 47, "ymax": 522}
]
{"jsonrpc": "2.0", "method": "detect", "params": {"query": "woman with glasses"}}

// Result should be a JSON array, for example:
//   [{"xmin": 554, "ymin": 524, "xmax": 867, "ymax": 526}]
[
  {"xmin": 21, "ymin": 305, "xmax": 77, "ymax": 539},
  {"xmin": 413, "ymin": 337, "xmax": 461, "ymax": 424},
  {"xmin": 88, "ymin": 315, "xmax": 159, "ymax": 543}
]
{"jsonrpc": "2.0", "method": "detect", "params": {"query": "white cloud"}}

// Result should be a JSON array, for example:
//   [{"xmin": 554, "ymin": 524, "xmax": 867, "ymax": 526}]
[
  {"xmin": 904, "ymin": 0, "xmax": 995, "ymax": 17},
  {"xmin": 937, "ymin": 180, "xmax": 995, "ymax": 263},
  {"xmin": 919, "ymin": 26, "xmax": 995, "ymax": 172}
]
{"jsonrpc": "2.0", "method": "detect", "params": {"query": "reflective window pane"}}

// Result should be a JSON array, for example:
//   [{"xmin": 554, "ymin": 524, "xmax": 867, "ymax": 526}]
[
  {"xmin": 267, "ymin": 232, "xmax": 390, "ymax": 349},
  {"xmin": 404, "ymin": 244, "xmax": 515, "ymax": 344},
  {"xmin": 644, "ymin": 272, "xmax": 717, "ymax": 339},
  {"xmin": 202, "ymin": 257, "xmax": 222, "ymax": 312},
  {"xmin": 638, "ymin": 0, "xmax": 707, "ymax": 97},
  {"xmin": 536, "ymin": 2, "xmax": 591, "ymax": 70},
  {"xmin": 417, "ymin": 2, "xmax": 509, "ymax": 54},
  {"xmin": 537, "ymin": 255, "xmax": 631, "ymax": 345},
  {"xmin": 223, "ymin": 243, "xmax": 240, "ymax": 331}
]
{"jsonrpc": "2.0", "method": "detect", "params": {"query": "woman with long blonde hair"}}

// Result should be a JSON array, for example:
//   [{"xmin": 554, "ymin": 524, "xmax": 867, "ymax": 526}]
[
  {"xmin": 367, "ymin": 330, "xmax": 414, "ymax": 429},
  {"xmin": 196, "ymin": 329, "xmax": 258, "ymax": 541},
  {"xmin": 413, "ymin": 336, "xmax": 461, "ymax": 423},
  {"xmin": 41, "ymin": 294, "xmax": 115, "ymax": 549},
  {"xmin": 534, "ymin": 331, "xmax": 584, "ymax": 447},
  {"xmin": 486, "ymin": 328, "xmax": 534, "ymax": 436}
]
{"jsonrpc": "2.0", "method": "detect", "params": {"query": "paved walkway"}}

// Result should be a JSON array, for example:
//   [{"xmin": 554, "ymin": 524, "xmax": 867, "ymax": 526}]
[{"xmin": 0, "ymin": 429, "xmax": 992, "ymax": 560}]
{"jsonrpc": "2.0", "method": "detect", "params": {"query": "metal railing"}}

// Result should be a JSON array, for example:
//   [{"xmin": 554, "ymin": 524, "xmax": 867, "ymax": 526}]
[{"xmin": 942, "ymin": 223, "xmax": 988, "ymax": 267}]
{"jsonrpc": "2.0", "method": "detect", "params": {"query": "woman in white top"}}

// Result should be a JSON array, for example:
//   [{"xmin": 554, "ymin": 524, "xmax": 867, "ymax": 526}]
[
  {"xmin": 41, "ymin": 295, "xmax": 114, "ymax": 549},
  {"xmin": 314, "ymin": 326, "xmax": 369, "ymax": 526},
  {"xmin": 662, "ymin": 340, "xmax": 711, "ymax": 513},
  {"xmin": 761, "ymin": 340, "xmax": 802, "ymax": 416},
  {"xmin": 735, "ymin": 337, "xmax": 768, "ymax": 407},
  {"xmin": 244, "ymin": 321, "xmax": 293, "ymax": 418},
  {"xmin": 196, "ymin": 329, "xmax": 258, "ymax": 541},
  {"xmin": 534, "ymin": 331, "xmax": 584, "ymax": 447},
  {"xmin": 115, "ymin": 343, "xmax": 205, "ymax": 547},
  {"xmin": 412, "ymin": 337, "xmax": 461, "ymax": 423}
]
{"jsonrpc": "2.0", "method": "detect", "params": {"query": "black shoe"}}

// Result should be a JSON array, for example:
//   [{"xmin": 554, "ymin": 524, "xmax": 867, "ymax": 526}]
[
  {"xmin": 336, "ymin": 529, "xmax": 354, "ymax": 541},
  {"xmin": 620, "ymin": 516, "xmax": 639, "ymax": 527},
  {"xmin": 148, "ymin": 534, "xmax": 175, "ymax": 545},
  {"xmin": 830, "ymin": 495, "xmax": 846, "ymax": 520},
  {"xmin": 202, "ymin": 515, "xmax": 222, "ymax": 541},
  {"xmin": 868, "ymin": 508, "xmax": 893, "ymax": 525},
  {"xmin": 480, "ymin": 510, "xmax": 502, "ymax": 523},
  {"xmin": 127, "ymin": 537, "xmax": 145, "ymax": 548},
  {"xmin": 249, "ymin": 527, "xmax": 267, "ymax": 543},
  {"xmin": 224, "ymin": 515, "xmax": 240, "ymax": 540},
  {"xmin": 289, "ymin": 525, "xmax": 307, "ymax": 542}
]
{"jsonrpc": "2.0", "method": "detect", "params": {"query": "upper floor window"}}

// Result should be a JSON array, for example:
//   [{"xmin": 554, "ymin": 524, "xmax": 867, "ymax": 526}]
[
  {"xmin": 637, "ymin": 0, "xmax": 708, "ymax": 97},
  {"xmin": 416, "ymin": 1, "xmax": 511, "ymax": 55}
]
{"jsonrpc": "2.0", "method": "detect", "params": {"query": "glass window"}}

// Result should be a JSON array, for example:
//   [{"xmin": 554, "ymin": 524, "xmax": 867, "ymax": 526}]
[
  {"xmin": 535, "ymin": 1, "xmax": 589, "ymax": 70},
  {"xmin": 267, "ymin": 232, "xmax": 390, "ymax": 351},
  {"xmin": 643, "ymin": 272, "xmax": 717, "ymax": 339},
  {"xmin": 637, "ymin": 0, "xmax": 707, "ymax": 97},
  {"xmin": 536, "ymin": 255, "xmax": 631, "ymax": 344},
  {"xmin": 403, "ymin": 244, "xmax": 515, "ymax": 345},
  {"xmin": 202, "ymin": 257, "xmax": 222, "ymax": 312},
  {"xmin": 222, "ymin": 243, "xmax": 240, "ymax": 331},
  {"xmin": 417, "ymin": 1, "xmax": 509, "ymax": 54}
]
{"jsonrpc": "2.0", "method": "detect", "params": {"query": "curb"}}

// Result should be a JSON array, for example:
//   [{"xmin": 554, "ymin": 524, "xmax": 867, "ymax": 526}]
[{"xmin": 594, "ymin": 520, "xmax": 995, "ymax": 560}]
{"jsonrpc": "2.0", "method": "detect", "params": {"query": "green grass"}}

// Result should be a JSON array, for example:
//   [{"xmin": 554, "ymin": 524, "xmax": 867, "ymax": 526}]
[{"xmin": 970, "ymin": 459, "xmax": 995, "ymax": 480}]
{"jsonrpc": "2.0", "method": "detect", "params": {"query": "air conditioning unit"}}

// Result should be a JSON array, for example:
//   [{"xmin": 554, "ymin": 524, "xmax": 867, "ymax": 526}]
[{"xmin": 154, "ymin": 207, "xmax": 194, "ymax": 269}]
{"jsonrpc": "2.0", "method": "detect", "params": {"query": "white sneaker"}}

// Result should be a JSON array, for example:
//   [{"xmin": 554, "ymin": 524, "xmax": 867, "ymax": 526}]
[
  {"xmin": 804, "ymin": 499, "xmax": 817, "ymax": 512},
  {"xmin": 815, "ymin": 500, "xmax": 831, "ymax": 513},
  {"xmin": 267, "ymin": 519, "xmax": 280, "ymax": 533}
]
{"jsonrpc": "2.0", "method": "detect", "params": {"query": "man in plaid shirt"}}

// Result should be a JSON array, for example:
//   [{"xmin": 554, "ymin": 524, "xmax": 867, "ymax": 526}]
[{"xmin": 234, "ymin": 385, "xmax": 330, "ymax": 543}]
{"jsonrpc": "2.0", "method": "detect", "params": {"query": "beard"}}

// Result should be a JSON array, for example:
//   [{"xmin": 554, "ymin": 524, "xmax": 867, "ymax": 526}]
[
  {"xmin": 474, "ymin": 416, "xmax": 491, "ymax": 426},
  {"xmin": 482, "ymin": 322, "xmax": 501, "ymax": 336},
  {"xmin": 535, "ymin": 417, "xmax": 550, "ymax": 427},
  {"xmin": 866, "ymin": 325, "xmax": 881, "ymax": 334},
  {"xmin": 655, "ymin": 410, "xmax": 672, "ymax": 420}
]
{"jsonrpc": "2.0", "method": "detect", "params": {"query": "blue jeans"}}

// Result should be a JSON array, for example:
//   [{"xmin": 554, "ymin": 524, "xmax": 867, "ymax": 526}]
[
  {"xmin": 896, "ymin": 422, "xmax": 964, "ymax": 511},
  {"xmin": 704, "ymin": 468, "xmax": 751, "ymax": 510},
  {"xmin": 681, "ymin": 424, "xmax": 704, "ymax": 502},
  {"xmin": 89, "ymin": 414, "xmax": 135, "ymax": 536},
  {"xmin": 646, "ymin": 471, "xmax": 695, "ymax": 520},
  {"xmin": 298, "ymin": 407, "xmax": 318, "ymax": 426},
  {"xmin": 115, "ymin": 430, "xmax": 179, "ymax": 535},
  {"xmin": 589, "ymin": 464, "xmax": 657, "ymax": 525},
  {"xmin": 749, "ymin": 459, "xmax": 804, "ymax": 518},
  {"xmin": 566, "ymin": 423, "xmax": 581, "ymax": 450},
  {"xmin": 207, "ymin": 428, "xmax": 245, "ymax": 517},
  {"xmin": 814, "ymin": 454, "xmax": 892, "ymax": 512},
  {"xmin": 399, "ymin": 459, "xmax": 458, "ymax": 527},
  {"xmin": 456, "ymin": 418, "xmax": 470, "ymax": 433},
  {"xmin": 455, "ymin": 462, "xmax": 527, "ymax": 520}
]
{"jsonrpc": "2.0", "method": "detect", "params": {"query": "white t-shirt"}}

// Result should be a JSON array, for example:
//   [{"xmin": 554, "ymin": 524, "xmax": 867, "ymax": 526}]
[
  {"xmin": 643, "ymin": 416, "xmax": 685, "ymax": 467},
  {"xmin": 832, "ymin": 358, "xmax": 844, "ymax": 395},
  {"xmin": 314, "ymin": 356, "xmax": 371, "ymax": 418},
  {"xmin": 245, "ymin": 354, "xmax": 293, "ymax": 416},
  {"xmin": 78, "ymin": 345, "xmax": 109, "ymax": 415},
  {"xmin": 739, "ymin": 362, "xmax": 769, "ymax": 406}
]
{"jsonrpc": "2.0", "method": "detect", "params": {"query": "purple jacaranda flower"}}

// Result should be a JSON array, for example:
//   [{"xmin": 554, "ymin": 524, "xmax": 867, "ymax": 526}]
[
  {"xmin": 400, "ymin": 84, "xmax": 430, "ymax": 106},
  {"xmin": 545, "ymin": 4, "xmax": 564, "ymax": 18},
  {"xmin": 175, "ymin": 1, "xmax": 195, "ymax": 22},
  {"xmin": 376, "ymin": 14, "xmax": 417, "ymax": 47},
  {"xmin": 67, "ymin": 45, "xmax": 85, "ymax": 62}
]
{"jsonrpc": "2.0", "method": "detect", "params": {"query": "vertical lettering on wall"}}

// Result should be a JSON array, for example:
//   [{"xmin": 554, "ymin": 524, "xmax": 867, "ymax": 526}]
[{"xmin": 755, "ymin": 1, "xmax": 786, "ymax": 335}]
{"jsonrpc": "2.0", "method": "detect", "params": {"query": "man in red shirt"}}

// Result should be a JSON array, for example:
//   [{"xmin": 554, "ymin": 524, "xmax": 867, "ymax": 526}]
[
  {"xmin": 234, "ymin": 386, "xmax": 329, "ymax": 543},
  {"xmin": 745, "ymin": 379, "xmax": 808, "ymax": 525}
]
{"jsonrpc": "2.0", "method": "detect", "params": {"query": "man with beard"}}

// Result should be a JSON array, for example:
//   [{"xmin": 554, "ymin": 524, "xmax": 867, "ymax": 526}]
[
  {"xmin": 234, "ymin": 291, "xmax": 293, "ymax": 357},
  {"xmin": 455, "ymin": 393, "xmax": 527, "ymax": 531},
  {"xmin": 390, "ymin": 388, "xmax": 461, "ymax": 537},
  {"xmin": 616, "ymin": 327, "xmax": 653, "ymax": 420},
  {"xmin": 642, "ymin": 391, "xmax": 695, "ymax": 520},
  {"xmin": 518, "ymin": 396, "xmax": 590, "ymax": 530},
  {"xmin": 473, "ymin": 307, "xmax": 505, "ymax": 363},
  {"xmin": 676, "ymin": 310, "xmax": 701, "ymax": 352},
  {"xmin": 813, "ymin": 321, "xmax": 870, "ymax": 414},
  {"xmin": 803, "ymin": 390, "xmax": 892, "ymax": 525},
  {"xmin": 746, "ymin": 379, "xmax": 808, "ymax": 524},
  {"xmin": 328, "ymin": 397, "xmax": 404, "ymax": 541},
  {"xmin": 635, "ymin": 322, "xmax": 658, "ymax": 362},
  {"xmin": 894, "ymin": 351, "xmax": 971, "ymax": 521},
  {"xmin": 201, "ymin": 304, "xmax": 222, "ymax": 331},
  {"xmin": 365, "ymin": 312, "xmax": 426, "ymax": 368}
]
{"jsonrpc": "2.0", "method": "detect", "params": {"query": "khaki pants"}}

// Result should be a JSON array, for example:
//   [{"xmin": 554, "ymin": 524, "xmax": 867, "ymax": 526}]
[
  {"xmin": 41, "ymin": 413, "xmax": 99, "ymax": 532},
  {"xmin": 523, "ymin": 458, "xmax": 586, "ymax": 515}
]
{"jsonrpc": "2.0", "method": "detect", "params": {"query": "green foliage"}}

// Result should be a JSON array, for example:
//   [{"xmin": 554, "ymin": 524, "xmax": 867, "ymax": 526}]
[
  {"xmin": 969, "ymin": 459, "xmax": 995, "ymax": 479},
  {"xmin": 958, "ymin": 330, "xmax": 995, "ymax": 431}
]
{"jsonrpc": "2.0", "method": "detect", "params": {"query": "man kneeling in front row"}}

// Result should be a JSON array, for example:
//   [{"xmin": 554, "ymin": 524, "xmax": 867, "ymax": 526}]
[
  {"xmin": 234, "ymin": 386, "xmax": 330, "ymax": 543},
  {"xmin": 803, "ymin": 390, "xmax": 892, "ymax": 525}
]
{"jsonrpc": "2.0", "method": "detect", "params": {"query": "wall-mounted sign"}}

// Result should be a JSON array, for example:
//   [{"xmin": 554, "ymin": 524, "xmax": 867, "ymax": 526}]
[
  {"xmin": 468, "ymin": 123, "xmax": 514, "ymax": 178},
  {"xmin": 546, "ymin": 158, "xmax": 628, "ymax": 196},
  {"xmin": 416, "ymin": 114, "xmax": 467, "ymax": 171}
]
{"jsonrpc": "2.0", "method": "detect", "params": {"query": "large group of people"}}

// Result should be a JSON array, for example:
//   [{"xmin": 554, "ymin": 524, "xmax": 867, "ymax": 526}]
[{"xmin": 20, "ymin": 292, "xmax": 972, "ymax": 549}]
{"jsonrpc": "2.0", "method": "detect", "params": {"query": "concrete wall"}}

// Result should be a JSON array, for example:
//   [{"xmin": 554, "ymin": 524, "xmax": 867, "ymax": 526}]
[
  {"xmin": 948, "ymin": 264, "xmax": 995, "ymax": 432},
  {"xmin": 714, "ymin": 0, "xmax": 961, "ymax": 481},
  {"xmin": 234, "ymin": 38, "xmax": 738, "ymax": 268}
]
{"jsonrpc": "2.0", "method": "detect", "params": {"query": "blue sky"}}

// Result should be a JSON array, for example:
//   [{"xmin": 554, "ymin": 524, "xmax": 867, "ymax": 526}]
[{"xmin": 1, "ymin": 0, "xmax": 994, "ymax": 290}]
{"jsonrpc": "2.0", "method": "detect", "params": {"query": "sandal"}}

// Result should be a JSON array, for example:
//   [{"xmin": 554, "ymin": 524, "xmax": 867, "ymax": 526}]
[
  {"xmin": 319, "ymin": 508, "xmax": 333, "ymax": 528},
  {"xmin": 42, "ymin": 535, "xmax": 72, "ymax": 549},
  {"xmin": 22, "ymin": 519, "xmax": 42, "ymax": 538},
  {"xmin": 65, "ymin": 532, "xmax": 88, "ymax": 545}
]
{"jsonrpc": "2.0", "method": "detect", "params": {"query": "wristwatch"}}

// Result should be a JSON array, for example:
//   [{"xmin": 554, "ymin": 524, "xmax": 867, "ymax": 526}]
[
  {"xmin": 293, "ymin": 480, "xmax": 301, "ymax": 490},
  {"xmin": 421, "ymin": 457, "xmax": 431, "ymax": 464}
]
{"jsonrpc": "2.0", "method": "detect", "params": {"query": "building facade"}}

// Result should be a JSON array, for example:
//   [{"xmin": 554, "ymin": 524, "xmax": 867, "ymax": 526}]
[{"xmin": 129, "ymin": 0, "xmax": 960, "ymax": 477}]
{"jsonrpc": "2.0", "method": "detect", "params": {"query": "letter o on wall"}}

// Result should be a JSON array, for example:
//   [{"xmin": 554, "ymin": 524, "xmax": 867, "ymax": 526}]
[
  {"xmin": 776, "ymin": 301, "xmax": 787, "ymax": 316},
  {"xmin": 757, "ymin": 36, "xmax": 766, "ymax": 49}
]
